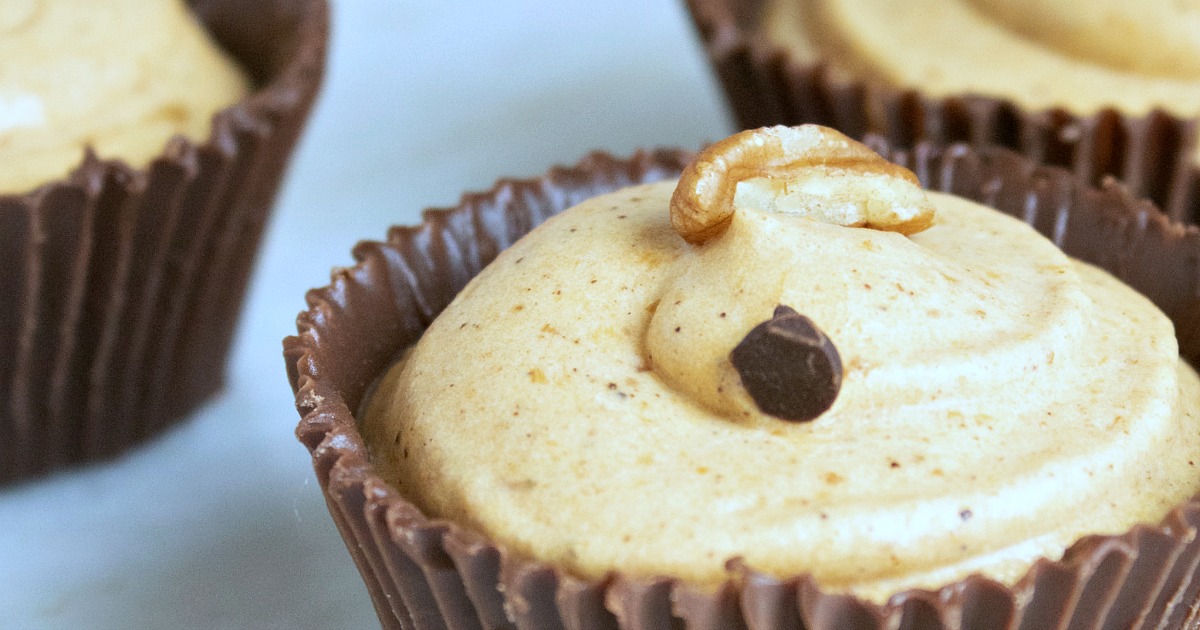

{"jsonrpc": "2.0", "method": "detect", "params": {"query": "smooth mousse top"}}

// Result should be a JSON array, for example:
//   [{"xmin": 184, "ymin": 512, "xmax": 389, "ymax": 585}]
[{"xmin": 0, "ymin": 0, "xmax": 249, "ymax": 194}]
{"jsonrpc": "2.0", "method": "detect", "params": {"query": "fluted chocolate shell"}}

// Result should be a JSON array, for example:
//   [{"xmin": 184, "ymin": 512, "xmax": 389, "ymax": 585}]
[
  {"xmin": 683, "ymin": 0, "xmax": 1200, "ymax": 227},
  {"xmin": 0, "ymin": 0, "xmax": 327, "ymax": 484},
  {"xmin": 286, "ymin": 142, "xmax": 1200, "ymax": 629}
]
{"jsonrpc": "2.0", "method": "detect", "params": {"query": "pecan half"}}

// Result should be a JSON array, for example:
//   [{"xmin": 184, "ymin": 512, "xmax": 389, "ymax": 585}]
[{"xmin": 670, "ymin": 125, "xmax": 935, "ymax": 244}]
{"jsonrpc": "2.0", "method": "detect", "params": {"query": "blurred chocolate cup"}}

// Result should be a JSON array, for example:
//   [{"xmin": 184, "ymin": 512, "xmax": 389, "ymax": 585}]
[
  {"xmin": 684, "ymin": 0, "xmax": 1200, "ymax": 226},
  {"xmin": 286, "ymin": 140, "xmax": 1200, "ymax": 629},
  {"xmin": 0, "ymin": 0, "xmax": 327, "ymax": 484}
]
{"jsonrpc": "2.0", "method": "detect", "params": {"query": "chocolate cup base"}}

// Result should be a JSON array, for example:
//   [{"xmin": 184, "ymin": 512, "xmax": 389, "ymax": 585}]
[{"xmin": 287, "ymin": 140, "xmax": 1200, "ymax": 629}]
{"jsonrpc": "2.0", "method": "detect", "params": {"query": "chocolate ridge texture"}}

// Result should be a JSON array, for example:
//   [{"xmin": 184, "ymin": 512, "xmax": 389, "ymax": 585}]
[
  {"xmin": 0, "ymin": 0, "xmax": 328, "ymax": 483},
  {"xmin": 286, "ymin": 141, "xmax": 1200, "ymax": 629},
  {"xmin": 683, "ymin": 0, "xmax": 1200, "ymax": 227}
]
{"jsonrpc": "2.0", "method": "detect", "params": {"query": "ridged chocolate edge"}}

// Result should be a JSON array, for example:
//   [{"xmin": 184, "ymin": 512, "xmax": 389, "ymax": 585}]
[
  {"xmin": 0, "ymin": 0, "xmax": 328, "ymax": 484},
  {"xmin": 682, "ymin": 0, "xmax": 1200, "ymax": 227},
  {"xmin": 286, "ymin": 142, "xmax": 1200, "ymax": 630}
]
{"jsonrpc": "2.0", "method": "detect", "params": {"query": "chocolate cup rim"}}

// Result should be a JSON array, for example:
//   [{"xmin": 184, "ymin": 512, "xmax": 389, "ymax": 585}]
[
  {"xmin": 0, "ymin": 0, "xmax": 329, "ymax": 204},
  {"xmin": 287, "ymin": 139, "xmax": 1200, "ymax": 628},
  {"xmin": 682, "ymin": 0, "xmax": 1200, "ymax": 226}
]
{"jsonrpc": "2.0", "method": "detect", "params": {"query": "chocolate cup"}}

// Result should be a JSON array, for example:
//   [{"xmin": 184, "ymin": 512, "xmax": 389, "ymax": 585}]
[
  {"xmin": 286, "ymin": 142, "xmax": 1200, "ymax": 629},
  {"xmin": 683, "ymin": 0, "xmax": 1200, "ymax": 227},
  {"xmin": 0, "ymin": 0, "xmax": 327, "ymax": 484}
]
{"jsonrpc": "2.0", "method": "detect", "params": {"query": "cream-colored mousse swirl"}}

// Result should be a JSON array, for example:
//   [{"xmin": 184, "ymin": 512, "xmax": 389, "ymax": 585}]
[
  {"xmin": 764, "ymin": 0, "xmax": 1200, "ymax": 118},
  {"xmin": 0, "ymin": 0, "xmax": 249, "ymax": 194},
  {"xmin": 364, "ymin": 182, "xmax": 1200, "ymax": 602}
]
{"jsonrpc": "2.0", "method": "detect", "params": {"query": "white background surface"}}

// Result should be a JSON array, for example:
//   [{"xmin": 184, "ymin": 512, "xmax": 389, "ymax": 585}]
[{"xmin": 0, "ymin": 1, "xmax": 731, "ymax": 628}]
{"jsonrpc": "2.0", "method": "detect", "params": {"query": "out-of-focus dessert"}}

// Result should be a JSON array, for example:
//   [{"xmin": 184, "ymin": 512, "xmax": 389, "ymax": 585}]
[
  {"xmin": 686, "ymin": 0, "xmax": 1200, "ymax": 223},
  {"xmin": 1, "ymin": 0, "xmax": 327, "ymax": 483},
  {"xmin": 763, "ymin": 0, "xmax": 1200, "ymax": 121}
]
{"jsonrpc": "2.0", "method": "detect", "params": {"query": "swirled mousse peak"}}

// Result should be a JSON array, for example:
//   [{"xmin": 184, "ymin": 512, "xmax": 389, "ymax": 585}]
[
  {"xmin": 0, "ymin": 0, "xmax": 249, "ymax": 194},
  {"xmin": 364, "ymin": 125, "xmax": 1200, "ymax": 601}
]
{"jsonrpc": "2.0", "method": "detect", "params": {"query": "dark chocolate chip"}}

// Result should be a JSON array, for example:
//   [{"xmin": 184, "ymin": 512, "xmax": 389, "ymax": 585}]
[{"xmin": 730, "ymin": 305, "xmax": 842, "ymax": 422}]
